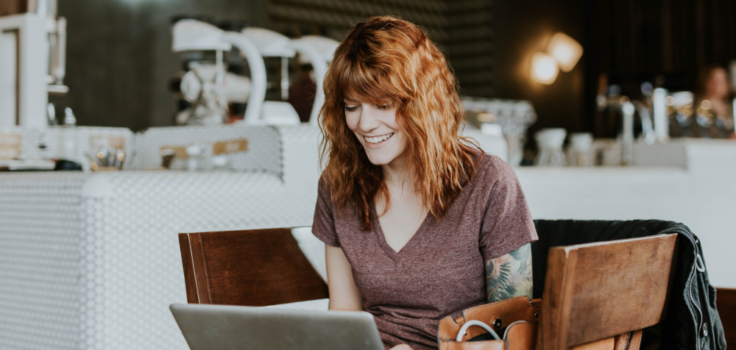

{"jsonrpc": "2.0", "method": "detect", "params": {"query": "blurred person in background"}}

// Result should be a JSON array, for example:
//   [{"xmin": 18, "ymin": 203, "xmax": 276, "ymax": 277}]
[
  {"xmin": 288, "ymin": 62, "xmax": 317, "ymax": 123},
  {"xmin": 696, "ymin": 65, "xmax": 735, "ymax": 139}
]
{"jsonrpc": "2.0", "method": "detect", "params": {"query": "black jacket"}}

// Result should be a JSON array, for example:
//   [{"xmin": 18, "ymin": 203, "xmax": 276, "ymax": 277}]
[{"xmin": 531, "ymin": 220, "xmax": 726, "ymax": 350}]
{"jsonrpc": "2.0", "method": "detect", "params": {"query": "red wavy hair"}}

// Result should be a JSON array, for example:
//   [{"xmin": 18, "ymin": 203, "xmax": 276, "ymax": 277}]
[{"xmin": 319, "ymin": 16, "xmax": 480, "ymax": 229}]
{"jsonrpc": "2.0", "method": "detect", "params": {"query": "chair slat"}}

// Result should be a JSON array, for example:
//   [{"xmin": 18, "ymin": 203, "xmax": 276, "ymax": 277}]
[
  {"xmin": 178, "ymin": 234, "xmax": 199, "ymax": 304},
  {"xmin": 178, "ymin": 228, "xmax": 329, "ymax": 306},
  {"xmin": 717, "ymin": 287, "xmax": 736, "ymax": 346},
  {"xmin": 541, "ymin": 234, "xmax": 678, "ymax": 349}
]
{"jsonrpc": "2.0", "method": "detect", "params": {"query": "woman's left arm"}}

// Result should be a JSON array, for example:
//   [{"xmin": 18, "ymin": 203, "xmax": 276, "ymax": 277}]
[{"xmin": 485, "ymin": 243, "xmax": 533, "ymax": 303}]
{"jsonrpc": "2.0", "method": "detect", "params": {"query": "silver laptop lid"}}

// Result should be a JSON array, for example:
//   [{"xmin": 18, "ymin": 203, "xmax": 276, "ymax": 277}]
[{"xmin": 170, "ymin": 303, "xmax": 384, "ymax": 350}]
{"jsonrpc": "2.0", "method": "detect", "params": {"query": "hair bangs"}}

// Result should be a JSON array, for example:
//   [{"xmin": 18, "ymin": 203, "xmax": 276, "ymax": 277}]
[{"xmin": 337, "ymin": 55, "xmax": 405, "ymax": 107}]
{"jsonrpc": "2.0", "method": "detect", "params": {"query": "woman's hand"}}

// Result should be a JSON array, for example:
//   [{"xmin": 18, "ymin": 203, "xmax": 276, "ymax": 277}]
[{"xmin": 390, "ymin": 345, "xmax": 413, "ymax": 350}]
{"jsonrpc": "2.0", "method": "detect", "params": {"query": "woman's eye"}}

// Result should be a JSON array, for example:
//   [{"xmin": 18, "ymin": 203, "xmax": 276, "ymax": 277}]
[
  {"xmin": 344, "ymin": 105, "xmax": 359, "ymax": 112},
  {"xmin": 376, "ymin": 104, "xmax": 389, "ymax": 110}
]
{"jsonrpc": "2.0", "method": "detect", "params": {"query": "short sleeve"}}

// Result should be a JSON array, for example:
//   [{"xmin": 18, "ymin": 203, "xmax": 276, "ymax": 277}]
[
  {"xmin": 312, "ymin": 176, "xmax": 341, "ymax": 247},
  {"xmin": 479, "ymin": 156, "xmax": 538, "ymax": 259}
]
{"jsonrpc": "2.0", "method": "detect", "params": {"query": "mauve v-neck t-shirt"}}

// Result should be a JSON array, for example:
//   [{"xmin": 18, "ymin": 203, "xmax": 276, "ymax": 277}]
[{"xmin": 311, "ymin": 154, "xmax": 537, "ymax": 350}]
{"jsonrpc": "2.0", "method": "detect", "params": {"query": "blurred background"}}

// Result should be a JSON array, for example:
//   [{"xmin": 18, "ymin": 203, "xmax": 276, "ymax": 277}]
[
  {"xmin": 0, "ymin": 1, "xmax": 735, "ymax": 349},
  {"xmin": 16, "ymin": 0, "xmax": 736, "ymax": 139}
]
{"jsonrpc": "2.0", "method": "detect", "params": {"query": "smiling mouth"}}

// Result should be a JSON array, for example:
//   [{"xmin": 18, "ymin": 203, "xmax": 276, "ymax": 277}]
[{"xmin": 364, "ymin": 133, "xmax": 394, "ymax": 144}]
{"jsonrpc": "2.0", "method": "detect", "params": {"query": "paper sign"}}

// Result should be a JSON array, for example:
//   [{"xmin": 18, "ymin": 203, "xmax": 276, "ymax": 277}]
[
  {"xmin": 213, "ymin": 139, "xmax": 248, "ymax": 155},
  {"xmin": 0, "ymin": 132, "xmax": 21, "ymax": 159},
  {"xmin": 90, "ymin": 135, "xmax": 126, "ymax": 150},
  {"xmin": 160, "ymin": 138, "xmax": 248, "ymax": 160}
]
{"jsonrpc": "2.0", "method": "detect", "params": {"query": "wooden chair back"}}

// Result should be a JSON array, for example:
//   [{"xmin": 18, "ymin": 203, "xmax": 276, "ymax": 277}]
[
  {"xmin": 178, "ymin": 228, "xmax": 329, "ymax": 306},
  {"xmin": 540, "ymin": 234, "xmax": 678, "ymax": 350},
  {"xmin": 716, "ymin": 287, "xmax": 736, "ymax": 346}
]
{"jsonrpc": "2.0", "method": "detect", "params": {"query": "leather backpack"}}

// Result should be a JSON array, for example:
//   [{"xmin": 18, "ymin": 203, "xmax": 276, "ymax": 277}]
[{"xmin": 438, "ymin": 296, "xmax": 541, "ymax": 350}]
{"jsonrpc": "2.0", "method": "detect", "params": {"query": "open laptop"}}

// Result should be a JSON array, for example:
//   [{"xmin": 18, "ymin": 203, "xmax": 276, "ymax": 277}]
[{"xmin": 170, "ymin": 303, "xmax": 384, "ymax": 350}]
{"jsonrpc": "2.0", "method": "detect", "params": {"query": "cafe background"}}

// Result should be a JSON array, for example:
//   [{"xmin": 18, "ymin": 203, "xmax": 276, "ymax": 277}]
[
  {"xmin": 0, "ymin": 0, "xmax": 735, "ymax": 349},
  {"xmin": 31, "ymin": 0, "xmax": 736, "ymax": 137}
]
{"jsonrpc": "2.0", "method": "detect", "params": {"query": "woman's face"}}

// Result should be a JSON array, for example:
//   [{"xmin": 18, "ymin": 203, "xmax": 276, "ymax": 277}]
[
  {"xmin": 344, "ymin": 99, "xmax": 407, "ymax": 167},
  {"xmin": 705, "ymin": 68, "xmax": 730, "ymax": 99}
]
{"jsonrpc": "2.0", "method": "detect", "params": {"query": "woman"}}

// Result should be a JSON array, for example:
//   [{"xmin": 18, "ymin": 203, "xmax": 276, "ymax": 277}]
[
  {"xmin": 695, "ymin": 65, "xmax": 735, "ymax": 138},
  {"xmin": 312, "ymin": 17, "xmax": 538, "ymax": 350}
]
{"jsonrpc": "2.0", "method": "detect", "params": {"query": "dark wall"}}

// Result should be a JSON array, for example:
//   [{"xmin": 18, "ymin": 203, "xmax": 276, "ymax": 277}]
[
  {"xmin": 51, "ymin": 0, "xmax": 736, "ymax": 133},
  {"xmin": 268, "ymin": 0, "xmax": 495, "ymax": 96},
  {"xmin": 54, "ymin": 0, "xmax": 494, "ymax": 131},
  {"xmin": 53, "ymin": 0, "xmax": 267, "ymax": 131},
  {"xmin": 584, "ymin": 0, "xmax": 736, "ymax": 136},
  {"xmin": 492, "ymin": 0, "xmax": 587, "ymax": 137}
]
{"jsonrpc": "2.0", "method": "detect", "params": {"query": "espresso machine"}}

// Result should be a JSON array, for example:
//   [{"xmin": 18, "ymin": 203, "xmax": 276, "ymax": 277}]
[
  {"xmin": 170, "ymin": 19, "xmax": 339, "ymax": 126},
  {"xmin": 171, "ymin": 19, "xmax": 298, "ymax": 126},
  {"xmin": 170, "ymin": 19, "xmax": 253, "ymax": 125}
]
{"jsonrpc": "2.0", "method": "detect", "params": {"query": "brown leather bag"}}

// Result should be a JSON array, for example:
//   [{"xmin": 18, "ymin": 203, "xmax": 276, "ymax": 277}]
[{"xmin": 438, "ymin": 296, "xmax": 542, "ymax": 350}]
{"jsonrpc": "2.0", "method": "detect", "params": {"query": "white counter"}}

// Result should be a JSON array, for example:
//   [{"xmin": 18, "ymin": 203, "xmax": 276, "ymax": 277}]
[{"xmin": 516, "ymin": 139, "xmax": 736, "ymax": 288}]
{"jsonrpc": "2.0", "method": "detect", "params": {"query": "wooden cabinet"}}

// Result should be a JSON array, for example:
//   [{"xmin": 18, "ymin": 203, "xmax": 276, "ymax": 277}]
[{"xmin": 0, "ymin": 0, "xmax": 26, "ymax": 17}]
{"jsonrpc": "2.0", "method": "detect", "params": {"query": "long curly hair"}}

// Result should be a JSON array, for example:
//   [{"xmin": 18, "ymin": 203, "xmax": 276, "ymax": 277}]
[{"xmin": 319, "ymin": 16, "xmax": 480, "ymax": 229}]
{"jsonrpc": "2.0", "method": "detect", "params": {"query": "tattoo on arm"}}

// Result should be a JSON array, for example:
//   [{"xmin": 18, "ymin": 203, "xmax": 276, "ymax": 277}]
[{"xmin": 485, "ymin": 243, "xmax": 533, "ymax": 303}]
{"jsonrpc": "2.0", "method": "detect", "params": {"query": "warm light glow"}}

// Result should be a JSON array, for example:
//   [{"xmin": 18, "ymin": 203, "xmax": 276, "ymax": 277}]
[
  {"xmin": 547, "ymin": 32, "xmax": 583, "ymax": 72},
  {"xmin": 531, "ymin": 52, "xmax": 559, "ymax": 85}
]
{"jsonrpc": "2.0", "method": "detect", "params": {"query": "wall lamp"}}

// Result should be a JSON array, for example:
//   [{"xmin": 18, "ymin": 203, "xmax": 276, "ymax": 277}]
[{"xmin": 530, "ymin": 32, "xmax": 583, "ymax": 85}]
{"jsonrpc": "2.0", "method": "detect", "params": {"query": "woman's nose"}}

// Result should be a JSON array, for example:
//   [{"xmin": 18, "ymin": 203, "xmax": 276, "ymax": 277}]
[{"xmin": 357, "ymin": 105, "xmax": 380, "ymax": 132}]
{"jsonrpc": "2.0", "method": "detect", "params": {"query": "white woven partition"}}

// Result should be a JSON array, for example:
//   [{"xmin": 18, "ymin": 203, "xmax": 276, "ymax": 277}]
[
  {"xmin": 0, "ymin": 125, "xmax": 321, "ymax": 350},
  {"xmin": 0, "ymin": 173, "xmax": 86, "ymax": 349}
]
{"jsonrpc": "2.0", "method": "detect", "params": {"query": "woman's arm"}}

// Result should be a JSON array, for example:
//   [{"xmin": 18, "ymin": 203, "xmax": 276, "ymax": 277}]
[
  {"xmin": 485, "ymin": 243, "xmax": 533, "ymax": 303},
  {"xmin": 325, "ymin": 244, "xmax": 363, "ymax": 311},
  {"xmin": 326, "ymin": 246, "xmax": 411, "ymax": 349}
]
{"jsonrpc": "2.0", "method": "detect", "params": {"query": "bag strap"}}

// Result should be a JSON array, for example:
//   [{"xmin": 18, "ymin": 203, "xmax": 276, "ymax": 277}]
[{"xmin": 455, "ymin": 320, "xmax": 501, "ymax": 341}]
